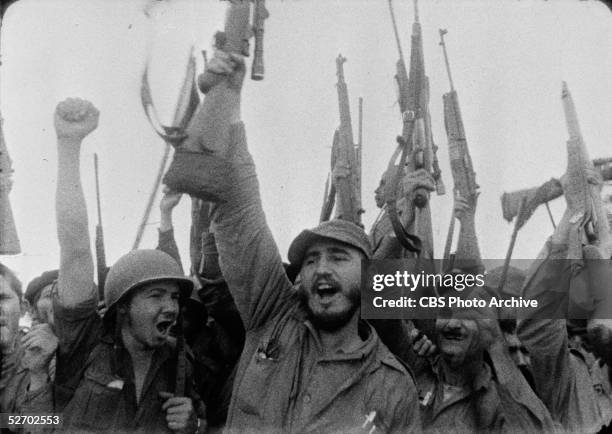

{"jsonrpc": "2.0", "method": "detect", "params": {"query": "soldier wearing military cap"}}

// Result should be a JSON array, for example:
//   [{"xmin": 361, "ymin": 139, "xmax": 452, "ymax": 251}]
[{"xmin": 172, "ymin": 51, "xmax": 421, "ymax": 433}]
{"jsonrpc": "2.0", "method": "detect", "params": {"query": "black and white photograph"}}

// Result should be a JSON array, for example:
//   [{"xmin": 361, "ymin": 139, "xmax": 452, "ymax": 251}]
[{"xmin": 1, "ymin": 0, "xmax": 612, "ymax": 432}]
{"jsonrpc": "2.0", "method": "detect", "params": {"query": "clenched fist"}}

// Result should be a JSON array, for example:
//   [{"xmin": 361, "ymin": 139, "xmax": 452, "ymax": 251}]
[
  {"xmin": 55, "ymin": 98, "xmax": 100, "ymax": 141},
  {"xmin": 159, "ymin": 392, "xmax": 199, "ymax": 433}
]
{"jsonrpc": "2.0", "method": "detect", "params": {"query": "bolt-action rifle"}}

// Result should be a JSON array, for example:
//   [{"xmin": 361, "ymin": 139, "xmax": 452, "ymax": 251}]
[
  {"xmin": 561, "ymin": 82, "xmax": 612, "ymax": 260},
  {"xmin": 384, "ymin": 0, "xmax": 444, "ymax": 258},
  {"xmin": 439, "ymin": 29, "xmax": 479, "ymax": 269}
]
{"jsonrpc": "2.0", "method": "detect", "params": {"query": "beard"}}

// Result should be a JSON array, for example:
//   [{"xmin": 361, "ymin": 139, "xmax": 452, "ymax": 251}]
[{"xmin": 298, "ymin": 281, "xmax": 360, "ymax": 332}]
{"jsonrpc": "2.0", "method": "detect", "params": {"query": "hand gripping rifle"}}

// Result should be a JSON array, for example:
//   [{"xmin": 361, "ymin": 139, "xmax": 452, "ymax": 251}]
[
  {"xmin": 439, "ymin": 29, "xmax": 479, "ymax": 269},
  {"xmin": 0, "ymin": 4, "xmax": 21, "ymax": 254},
  {"xmin": 163, "ymin": 0, "xmax": 269, "ymax": 199},
  {"xmin": 198, "ymin": 0, "xmax": 268, "ymax": 92},
  {"xmin": 385, "ymin": 0, "xmax": 444, "ymax": 257}
]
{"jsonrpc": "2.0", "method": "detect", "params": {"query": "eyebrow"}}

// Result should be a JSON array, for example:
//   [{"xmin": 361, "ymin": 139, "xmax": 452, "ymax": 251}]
[
  {"xmin": 305, "ymin": 246, "xmax": 351, "ymax": 259},
  {"xmin": 327, "ymin": 247, "xmax": 350, "ymax": 255},
  {"xmin": 146, "ymin": 286, "xmax": 179, "ymax": 295}
]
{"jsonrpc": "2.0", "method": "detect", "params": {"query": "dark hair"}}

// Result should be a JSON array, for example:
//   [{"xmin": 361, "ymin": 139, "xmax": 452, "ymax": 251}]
[
  {"xmin": 0, "ymin": 262, "xmax": 23, "ymax": 301},
  {"xmin": 25, "ymin": 269, "xmax": 59, "ymax": 306}
]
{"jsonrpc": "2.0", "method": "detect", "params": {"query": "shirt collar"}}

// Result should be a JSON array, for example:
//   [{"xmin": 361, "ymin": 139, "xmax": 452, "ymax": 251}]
[{"xmin": 302, "ymin": 317, "xmax": 377, "ymax": 361}]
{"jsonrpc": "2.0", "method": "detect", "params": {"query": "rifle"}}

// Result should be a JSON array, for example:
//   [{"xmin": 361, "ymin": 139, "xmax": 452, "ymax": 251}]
[
  {"xmin": 198, "ymin": 0, "xmax": 268, "ymax": 93},
  {"xmin": 94, "ymin": 154, "xmax": 107, "ymax": 298},
  {"xmin": 439, "ymin": 29, "xmax": 479, "ymax": 268},
  {"xmin": 501, "ymin": 158, "xmax": 612, "ymax": 227},
  {"xmin": 0, "ymin": 5, "xmax": 21, "ymax": 254},
  {"xmin": 164, "ymin": 0, "xmax": 269, "ymax": 198},
  {"xmin": 332, "ymin": 54, "xmax": 362, "ymax": 225},
  {"xmin": 561, "ymin": 82, "xmax": 612, "ymax": 259},
  {"xmin": 385, "ymin": 0, "xmax": 443, "ymax": 257}
]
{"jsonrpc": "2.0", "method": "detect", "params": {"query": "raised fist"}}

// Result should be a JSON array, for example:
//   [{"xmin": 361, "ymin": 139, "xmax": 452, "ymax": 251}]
[
  {"xmin": 398, "ymin": 168, "xmax": 436, "ymax": 203},
  {"xmin": 54, "ymin": 98, "xmax": 100, "ymax": 141}
]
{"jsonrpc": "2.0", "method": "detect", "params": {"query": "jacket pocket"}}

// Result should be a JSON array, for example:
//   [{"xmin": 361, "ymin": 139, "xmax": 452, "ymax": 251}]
[
  {"xmin": 235, "ymin": 348, "xmax": 282, "ymax": 417},
  {"xmin": 76, "ymin": 369, "xmax": 124, "ymax": 430}
]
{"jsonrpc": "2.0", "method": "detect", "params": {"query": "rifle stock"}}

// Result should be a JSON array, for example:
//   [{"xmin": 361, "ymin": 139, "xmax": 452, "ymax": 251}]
[
  {"xmin": 0, "ymin": 9, "xmax": 21, "ymax": 254},
  {"xmin": 0, "ymin": 116, "xmax": 20, "ymax": 254}
]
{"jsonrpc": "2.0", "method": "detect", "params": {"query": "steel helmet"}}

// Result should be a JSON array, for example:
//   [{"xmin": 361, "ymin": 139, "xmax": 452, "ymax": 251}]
[{"xmin": 104, "ymin": 249, "xmax": 194, "ymax": 311}]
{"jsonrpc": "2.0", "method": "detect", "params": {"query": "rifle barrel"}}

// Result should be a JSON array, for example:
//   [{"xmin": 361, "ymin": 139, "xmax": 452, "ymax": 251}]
[
  {"xmin": 387, "ymin": 0, "xmax": 405, "ymax": 63},
  {"xmin": 439, "ymin": 29, "xmax": 455, "ymax": 91}
]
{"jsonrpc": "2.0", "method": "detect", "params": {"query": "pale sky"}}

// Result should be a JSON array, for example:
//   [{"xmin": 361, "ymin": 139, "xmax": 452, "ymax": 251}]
[{"xmin": 1, "ymin": 0, "xmax": 611, "ymax": 285}]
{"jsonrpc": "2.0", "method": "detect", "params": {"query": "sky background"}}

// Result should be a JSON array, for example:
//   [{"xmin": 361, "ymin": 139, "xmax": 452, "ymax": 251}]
[{"xmin": 1, "ymin": 0, "xmax": 611, "ymax": 285}]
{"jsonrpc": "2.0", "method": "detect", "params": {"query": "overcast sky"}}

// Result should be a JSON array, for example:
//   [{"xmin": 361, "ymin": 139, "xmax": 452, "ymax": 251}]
[{"xmin": 1, "ymin": 0, "xmax": 611, "ymax": 284}]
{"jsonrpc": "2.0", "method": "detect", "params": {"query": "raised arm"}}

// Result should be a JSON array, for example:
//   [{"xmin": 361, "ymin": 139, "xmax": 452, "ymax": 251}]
[
  {"xmin": 517, "ymin": 210, "xmax": 577, "ymax": 422},
  {"xmin": 54, "ymin": 98, "xmax": 98, "ymax": 309},
  {"xmin": 170, "ymin": 52, "xmax": 292, "ymax": 331},
  {"xmin": 453, "ymin": 193, "xmax": 482, "ymax": 268}
]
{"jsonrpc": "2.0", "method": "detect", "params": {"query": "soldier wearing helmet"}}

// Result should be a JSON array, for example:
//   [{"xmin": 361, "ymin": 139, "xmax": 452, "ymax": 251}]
[{"xmin": 51, "ymin": 98, "xmax": 206, "ymax": 433}]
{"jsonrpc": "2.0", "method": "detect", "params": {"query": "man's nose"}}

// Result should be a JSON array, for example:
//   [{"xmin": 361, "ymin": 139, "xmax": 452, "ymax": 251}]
[
  {"xmin": 161, "ymin": 295, "xmax": 179, "ymax": 315},
  {"xmin": 314, "ymin": 257, "xmax": 333, "ymax": 275}
]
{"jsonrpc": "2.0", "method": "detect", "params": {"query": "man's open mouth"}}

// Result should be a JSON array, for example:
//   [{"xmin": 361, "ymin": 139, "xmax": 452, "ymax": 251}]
[
  {"xmin": 156, "ymin": 320, "xmax": 173, "ymax": 334},
  {"xmin": 441, "ymin": 330, "xmax": 464, "ymax": 340},
  {"xmin": 315, "ymin": 282, "xmax": 340, "ymax": 298}
]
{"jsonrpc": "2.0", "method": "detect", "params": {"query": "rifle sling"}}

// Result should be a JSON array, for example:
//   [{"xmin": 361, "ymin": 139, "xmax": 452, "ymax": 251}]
[{"xmin": 386, "ymin": 125, "xmax": 422, "ymax": 254}]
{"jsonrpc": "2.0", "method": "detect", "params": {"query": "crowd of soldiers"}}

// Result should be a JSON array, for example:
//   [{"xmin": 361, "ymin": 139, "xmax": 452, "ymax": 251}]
[{"xmin": 3, "ymin": 6, "xmax": 612, "ymax": 434}]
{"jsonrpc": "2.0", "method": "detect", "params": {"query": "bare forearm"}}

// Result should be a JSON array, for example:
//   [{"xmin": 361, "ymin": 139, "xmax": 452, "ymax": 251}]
[
  {"xmin": 56, "ymin": 139, "xmax": 90, "ymax": 246},
  {"xmin": 56, "ymin": 139, "xmax": 94, "ymax": 305}
]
